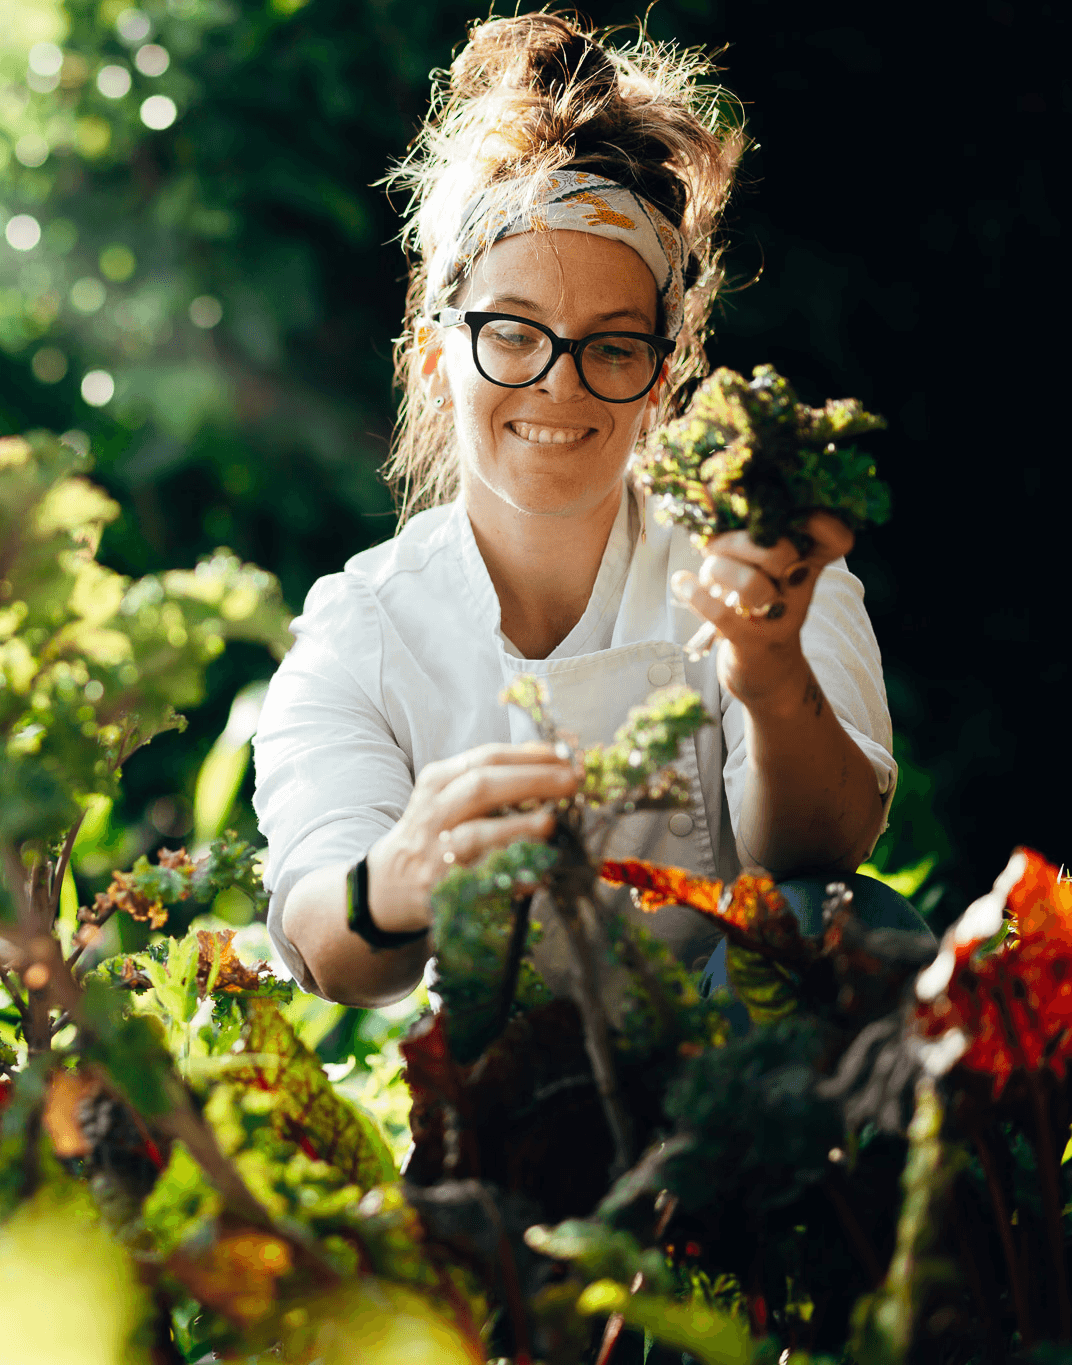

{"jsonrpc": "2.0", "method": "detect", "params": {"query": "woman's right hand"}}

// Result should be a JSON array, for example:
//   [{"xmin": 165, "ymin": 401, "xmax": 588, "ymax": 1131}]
[{"xmin": 364, "ymin": 742, "xmax": 577, "ymax": 934}]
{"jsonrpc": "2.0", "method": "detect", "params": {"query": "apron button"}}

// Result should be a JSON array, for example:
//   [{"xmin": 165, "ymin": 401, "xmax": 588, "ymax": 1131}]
[
  {"xmin": 647, "ymin": 661, "xmax": 673, "ymax": 687},
  {"xmin": 668, "ymin": 812, "xmax": 694, "ymax": 837}
]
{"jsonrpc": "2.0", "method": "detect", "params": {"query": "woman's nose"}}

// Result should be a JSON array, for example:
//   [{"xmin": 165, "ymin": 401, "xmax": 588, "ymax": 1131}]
[{"xmin": 535, "ymin": 348, "xmax": 587, "ymax": 400}]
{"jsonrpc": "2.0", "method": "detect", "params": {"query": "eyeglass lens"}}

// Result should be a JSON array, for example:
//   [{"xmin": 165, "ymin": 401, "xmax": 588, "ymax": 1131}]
[{"xmin": 475, "ymin": 317, "xmax": 659, "ymax": 402}]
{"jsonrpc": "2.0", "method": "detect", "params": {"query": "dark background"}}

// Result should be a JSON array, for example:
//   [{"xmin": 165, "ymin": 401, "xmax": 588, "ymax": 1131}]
[{"xmin": 0, "ymin": 0, "xmax": 1065, "ymax": 924}]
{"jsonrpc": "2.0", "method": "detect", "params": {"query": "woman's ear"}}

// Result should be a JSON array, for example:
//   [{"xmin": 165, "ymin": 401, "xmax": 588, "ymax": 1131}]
[
  {"xmin": 416, "ymin": 321, "xmax": 442, "ymax": 378},
  {"xmin": 641, "ymin": 361, "xmax": 670, "ymax": 434},
  {"xmin": 416, "ymin": 321, "xmax": 452, "ymax": 410}
]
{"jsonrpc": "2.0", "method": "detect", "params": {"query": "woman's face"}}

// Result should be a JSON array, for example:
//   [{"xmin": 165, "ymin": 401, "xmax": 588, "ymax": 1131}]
[{"xmin": 433, "ymin": 229, "xmax": 663, "ymax": 521}]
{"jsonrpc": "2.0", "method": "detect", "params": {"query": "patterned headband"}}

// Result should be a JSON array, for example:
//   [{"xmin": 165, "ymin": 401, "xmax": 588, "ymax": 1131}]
[{"xmin": 423, "ymin": 170, "xmax": 688, "ymax": 338}]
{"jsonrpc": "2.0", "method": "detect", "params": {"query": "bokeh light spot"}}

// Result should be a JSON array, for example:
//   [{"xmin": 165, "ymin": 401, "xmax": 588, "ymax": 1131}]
[
  {"xmin": 76, "ymin": 117, "xmax": 112, "ymax": 158},
  {"xmin": 81, "ymin": 370, "xmax": 115, "ymax": 407},
  {"xmin": 15, "ymin": 135, "xmax": 49, "ymax": 168},
  {"xmin": 140, "ymin": 94, "xmax": 177, "ymax": 130},
  {"xmin": 134, "ymin": 44, "xmax": 170, "ymax": 76},
  {"xmin": 189, "ymin": 295, "xmax": 223, "ymax": 328},
  {"xmin": 29, "ymin": 42, "xmax": 64, "ymax": 75},
  {"xmin": 96, "ymin": 65, "xmax": 131, "ymax": 99},
  {"xmin": 99, "ymin": 244, "xmax": 136, "ymax": 282},
  {"xmin": 60, "ymin": 429, "xmax": 91, "ymax": 456},
  {"xmin": 116, "ymin": 8, "xmax": 152, "ymax": 43},
  {"xmin": 27, "ymin": 70, "xmax": 61, "ymax": 94},
  {"xmin": 5, "ymin": 215, "xmax": 42, "ymax": 251},
  {"xmin": 70, "ymin": 277, "xmax": 106, "ymax": 313},
  {"xmin": 31, "ymin": 348, "xmax": 68, "ymax": 384}
]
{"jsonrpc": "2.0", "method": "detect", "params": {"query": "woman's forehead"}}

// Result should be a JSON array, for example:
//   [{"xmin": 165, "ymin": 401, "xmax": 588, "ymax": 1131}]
[{"xmin": 463, "ymin": 229, "xmax": 659, "ymax": 325}]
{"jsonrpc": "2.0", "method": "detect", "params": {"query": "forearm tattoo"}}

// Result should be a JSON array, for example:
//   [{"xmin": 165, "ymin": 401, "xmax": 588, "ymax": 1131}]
[{"xmin": 803, "ymin": 669, "xmax": 825, "ymax": 717}]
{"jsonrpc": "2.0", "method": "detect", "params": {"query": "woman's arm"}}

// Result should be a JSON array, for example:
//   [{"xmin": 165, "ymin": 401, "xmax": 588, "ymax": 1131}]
[
  {"xmin": 673, "ymin": 512, "xmax": 886, "ymax": 877},
  {"xmin": 281, "ymin": 743, "xmax": 577, "ymax": 1006}
]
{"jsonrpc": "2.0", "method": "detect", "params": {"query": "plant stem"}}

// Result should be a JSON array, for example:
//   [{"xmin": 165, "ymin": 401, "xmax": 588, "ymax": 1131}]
[
  {"xmin": 554, "ymin": 891, "xmax": 633, "ymax": 1178},
  {"xmin": 48, "ymin": 811, "xmax": 86, "ymax": 919},
  {"xmin": 595, "ymin": 1312, "xmax": 626, "ymax": 1365},
  {"xmin": 472, "ymin": 1182, "xmax": 532, "ymax": 1365},
  {"xmin": 1028, "ymin": 1074, "xmax": 1071, "ymax": 1340},
  {"xmin": 66, "ymin": 903, "xmax": 117, "ymax": 970},
  {"xmin": 492, "ymin": 894, "xmax": 532, "ymax": 1040},
  {"xmin": 0, "ymin": 966, "xmax": 29, "ymax": 1024},
  {"xmin": 975, "ymin": 1127, "xmax": 1034, "ymax": 1349},
  {"xmin": 546, "ymin": 815, "xmax": 634, "ymax": 1177}
]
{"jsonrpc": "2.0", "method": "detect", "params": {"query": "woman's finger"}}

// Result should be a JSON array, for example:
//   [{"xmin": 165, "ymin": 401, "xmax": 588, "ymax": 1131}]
[
  {"xmin": 803, "ymin": 511, "xmax": 855, "ymax": 563},
  {"xmin": 674, "ymin": 562, "xmax": 783, "ymax": 627},
  {"xmin": 433, "ymin": 760, "xmax": 576, "ymax": 828},
  {"xmin": 417, "ymin": 741, "xmax": 567, "ymax": 797},
  {"xmin": 437, "ymin": 808, "xmax": 557, "ymax": 870}
]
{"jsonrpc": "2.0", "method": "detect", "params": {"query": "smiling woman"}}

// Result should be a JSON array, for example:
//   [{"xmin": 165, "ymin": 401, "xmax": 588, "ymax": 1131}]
[{"xmin": 252, "ymin": 12, "xmax": 907, "ymax": 1010}]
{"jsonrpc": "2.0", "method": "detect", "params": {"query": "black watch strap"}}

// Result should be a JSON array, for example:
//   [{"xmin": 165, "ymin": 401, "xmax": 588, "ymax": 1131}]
[{"xmin": 346, "ymin": 858, "xmax": 428, "ymax": 953}]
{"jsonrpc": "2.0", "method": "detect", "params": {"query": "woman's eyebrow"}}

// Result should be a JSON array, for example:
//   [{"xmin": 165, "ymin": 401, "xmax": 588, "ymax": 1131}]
[{"xmin": 486, "ymin": 294, "xmax": 654, "ymax": 326}]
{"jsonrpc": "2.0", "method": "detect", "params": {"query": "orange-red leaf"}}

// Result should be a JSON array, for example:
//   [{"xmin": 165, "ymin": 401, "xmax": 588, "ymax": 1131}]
[
  {"xmin": 600, "ymin": 858, "xmax": 723, "ymax": 914},
  {"xmin": 914, "ymin": 848, "xmax": 1072, "ymax": 1096},
  {"xmin": 167, "ymin": 1228, "xmax": 293, "ymax": 1327},
  {"xmin": 600, "ymin": 860, "xmax": 815, "ymax": 970},
  {"xmin": 196, "ymin": 929, "xmax": 270, "ymax": 996},
  {"xmin": 42, "ymin": 1069, "xmax": 100, "ymax": 1158}
]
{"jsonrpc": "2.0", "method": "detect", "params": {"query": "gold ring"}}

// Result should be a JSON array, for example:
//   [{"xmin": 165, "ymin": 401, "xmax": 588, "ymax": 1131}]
[{"xmin": 728, "ymin": 597, "xmax": 787, "ymax": 622}]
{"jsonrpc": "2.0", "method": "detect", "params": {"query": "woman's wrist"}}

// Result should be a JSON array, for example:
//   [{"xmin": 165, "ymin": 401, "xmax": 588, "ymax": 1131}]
[
  {"xmin": 346, "ymin": 858, "xmax": 429, "ymax": 952},
  {"xmin": 364, "ymin": 836, "xmax": 432, "ymax": 937},
  {"xmin": 720, "ymin": 639, "xmax": 812, "ymax": 721}
]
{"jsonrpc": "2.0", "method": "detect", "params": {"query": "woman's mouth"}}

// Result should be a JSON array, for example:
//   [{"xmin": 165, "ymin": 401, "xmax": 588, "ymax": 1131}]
[{"xmin": 508, "ymin": 421, "xmax": 591, "ymax": 445}]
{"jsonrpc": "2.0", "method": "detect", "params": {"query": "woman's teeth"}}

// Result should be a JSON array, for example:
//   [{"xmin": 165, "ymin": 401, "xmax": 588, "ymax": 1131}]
[{"xmin": 510, "ymin": 422, "xmax": 588, "ymax": 445}]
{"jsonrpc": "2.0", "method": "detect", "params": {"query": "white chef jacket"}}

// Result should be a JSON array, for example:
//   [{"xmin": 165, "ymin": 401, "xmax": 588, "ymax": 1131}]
[{"xmin": 252, "ymin": 481, "xmax": 896, "ymax": 995}]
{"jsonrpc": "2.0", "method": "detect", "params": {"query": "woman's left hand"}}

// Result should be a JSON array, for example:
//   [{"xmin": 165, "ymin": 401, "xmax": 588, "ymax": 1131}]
[{"xmin": 671, "ymin": 511, "xmax": 854, "ymax": 708}]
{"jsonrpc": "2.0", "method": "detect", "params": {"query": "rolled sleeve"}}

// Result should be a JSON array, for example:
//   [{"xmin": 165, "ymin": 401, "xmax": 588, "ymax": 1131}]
[{"xmin": 252, "ymin": 573, "xmax": 415, "ymax": 991}]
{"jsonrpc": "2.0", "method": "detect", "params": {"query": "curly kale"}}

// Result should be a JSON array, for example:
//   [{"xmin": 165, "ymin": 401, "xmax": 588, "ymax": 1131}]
[
  {"xmin": 429, "ymin": 841, "xmax": 559, "ymax": 1063},
  {"xmin": 638, "ymin": 364, "xmax": 891, "ymax": 555}
]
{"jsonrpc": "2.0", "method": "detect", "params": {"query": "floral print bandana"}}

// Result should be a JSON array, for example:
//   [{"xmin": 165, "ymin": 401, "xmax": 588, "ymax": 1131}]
[{"xmin": 423, "ymin": 169, "xmax": 688, "ymax": 338}]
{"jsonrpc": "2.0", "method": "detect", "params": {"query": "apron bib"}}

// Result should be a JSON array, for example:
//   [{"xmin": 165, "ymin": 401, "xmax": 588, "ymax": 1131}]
[{"xmin": 500, "ymin": 639, "xmax": 728, "ymax": 983}]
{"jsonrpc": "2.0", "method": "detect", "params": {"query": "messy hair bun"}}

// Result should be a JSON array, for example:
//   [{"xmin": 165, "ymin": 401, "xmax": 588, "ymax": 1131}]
[{"xmin": 385, "ymin": 12, "xmax": 746, "ymax": 519}]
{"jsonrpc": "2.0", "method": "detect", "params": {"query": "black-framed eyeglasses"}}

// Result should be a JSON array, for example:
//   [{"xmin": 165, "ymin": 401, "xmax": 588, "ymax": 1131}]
[{"xmin": 436, "ymin": 308, "xmax": 675, "ymax": 404}]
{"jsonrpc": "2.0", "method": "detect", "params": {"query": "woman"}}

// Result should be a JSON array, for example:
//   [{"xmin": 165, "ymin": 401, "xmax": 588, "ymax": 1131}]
[{"xmin": 252, "ymin": 14, "xmax": 899, "ymax": 1008}]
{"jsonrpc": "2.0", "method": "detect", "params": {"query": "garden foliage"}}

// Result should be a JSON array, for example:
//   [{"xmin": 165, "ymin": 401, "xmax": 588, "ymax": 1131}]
[{"xmin": 2, "ymin": 419, "xmax": 1072, "ymax": 1363}]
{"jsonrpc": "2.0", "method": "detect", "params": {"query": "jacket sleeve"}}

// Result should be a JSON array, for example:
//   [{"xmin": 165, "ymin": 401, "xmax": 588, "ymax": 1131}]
[
  {"xmin": 719, "ymin": 559, "xmax": 897, "ymax": 855},
  {"xmin": 252, "ymin": 571, "xmax": 414, "ymax": 992}
]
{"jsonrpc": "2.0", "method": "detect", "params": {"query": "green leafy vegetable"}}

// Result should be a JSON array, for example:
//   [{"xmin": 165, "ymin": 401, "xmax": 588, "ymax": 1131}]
[{"xmin": 637, "ymin": 364, "xmax": 890, "ymax": 554}]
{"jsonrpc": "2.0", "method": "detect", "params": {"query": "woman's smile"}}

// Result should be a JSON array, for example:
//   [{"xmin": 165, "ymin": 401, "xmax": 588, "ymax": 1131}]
[{"xmin": 506, "ymin": 420, "xmax": 594, "ymax": 446}]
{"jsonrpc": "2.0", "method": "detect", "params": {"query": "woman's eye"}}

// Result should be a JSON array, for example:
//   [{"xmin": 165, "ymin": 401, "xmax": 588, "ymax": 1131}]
[
  {"xmin": 590, "ymin": 339, "xmax": 639, "ymax": 364},
  {"xmin": 486, "ymin": 325, "xmax": 539, "ymax": 348}
]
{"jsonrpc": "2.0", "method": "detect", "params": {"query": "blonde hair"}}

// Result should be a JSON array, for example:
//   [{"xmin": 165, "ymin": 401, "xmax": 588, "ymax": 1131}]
[{"xmin": 383, "ymin": 11, "xmax": 746, "ymax": 521}]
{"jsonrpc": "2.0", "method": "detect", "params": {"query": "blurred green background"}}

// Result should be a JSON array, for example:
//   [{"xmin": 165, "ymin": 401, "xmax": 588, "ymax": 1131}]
[{"xmin": 0, "ymin": 0, "xmax": 1064, "ymax": 933}]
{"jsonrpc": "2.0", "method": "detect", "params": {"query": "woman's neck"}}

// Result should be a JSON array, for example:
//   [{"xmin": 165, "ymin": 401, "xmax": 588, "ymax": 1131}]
[{"xmin": 465, "ymin": 479, "xmax": 624, "ymax": 660}]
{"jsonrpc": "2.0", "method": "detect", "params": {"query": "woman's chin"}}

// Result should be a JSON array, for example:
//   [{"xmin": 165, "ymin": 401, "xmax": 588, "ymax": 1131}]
[{"xmin": 473, "ymin": 472, "xmax": 622, "ymax": 521}]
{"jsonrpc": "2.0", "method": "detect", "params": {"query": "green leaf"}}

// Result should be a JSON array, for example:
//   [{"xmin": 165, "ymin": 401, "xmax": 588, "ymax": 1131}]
[
  {"xmin": 194, "ymin": 736, "xmax": 250, "ymax": 847},
  {"xmin": 849, "ymin": 1078, "xmax": 964, "ymax": 1365},
  {"xmin": 228, "ymin": 997, "xmax": 397, "ymax": 1189},
  {"xmin": 525, "ymin": 1219, "xmax": 674, "ymax": 1293},
  {"xmin": 575, "ymin": 1279, "xmax": 750, "ymax": 1364},
  {"xmin": 725, "ymin": 943, "xmax": 800, "ymax": 1025}
]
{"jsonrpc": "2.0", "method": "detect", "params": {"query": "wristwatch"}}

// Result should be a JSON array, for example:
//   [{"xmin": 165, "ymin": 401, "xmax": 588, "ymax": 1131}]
[{"xmin": 346, "ymin": 857, "xmax": 429, "ymax": 952}]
